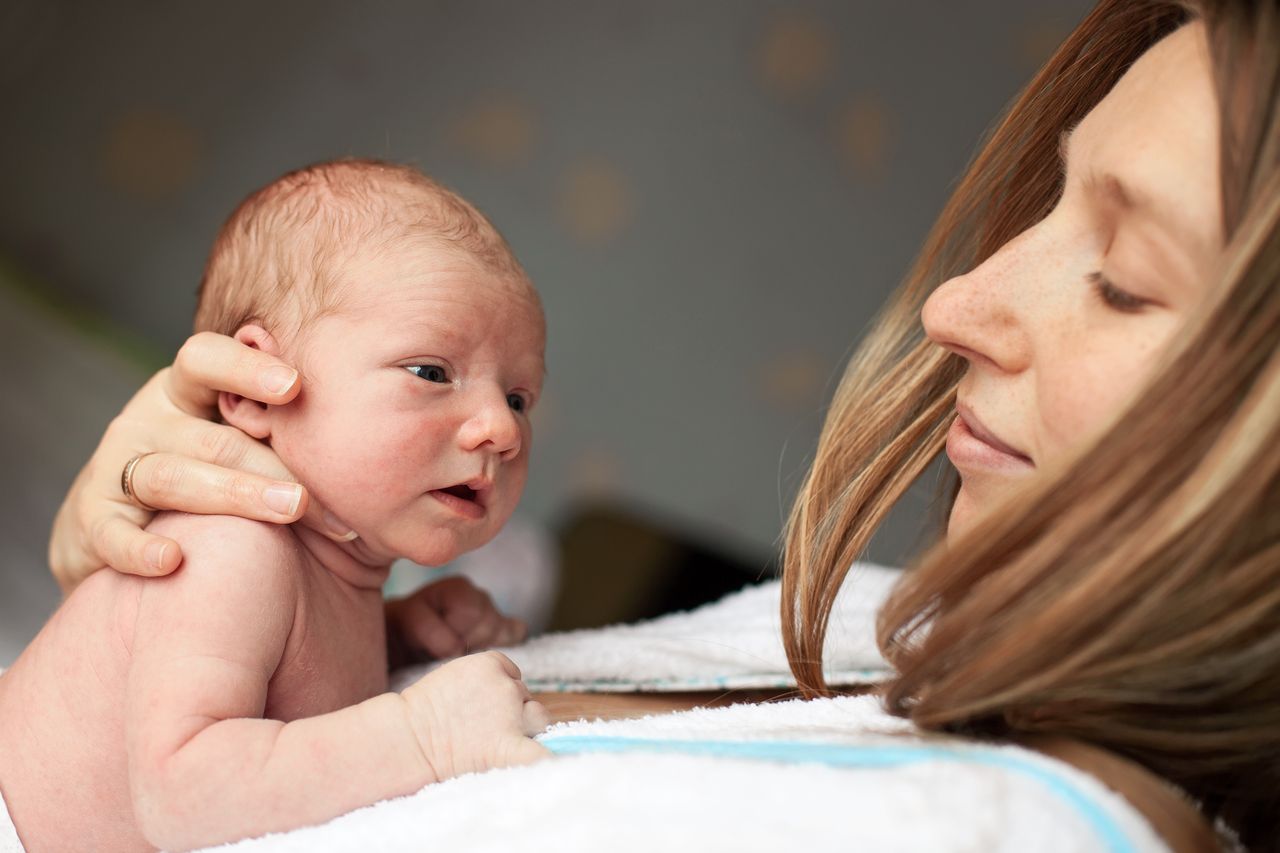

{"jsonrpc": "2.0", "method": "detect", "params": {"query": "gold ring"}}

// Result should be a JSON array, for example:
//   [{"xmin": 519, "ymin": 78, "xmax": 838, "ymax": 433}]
[{"xmin": 121, "ymin": 453, "xmax": 157, "ymax": 511}]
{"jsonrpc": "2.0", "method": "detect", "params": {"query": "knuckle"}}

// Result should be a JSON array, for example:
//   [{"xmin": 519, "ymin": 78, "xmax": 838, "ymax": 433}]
[
  {"xmin": 145, "ymin": 456, "xmax": 183, "ymax": 498},
  {"xmin": 173, "ymin": 338, "xmax": 199, "ymax": 375},
  {"xmin": 175, "ymin": 333, "xmax": 215, "ymax": 373},
  {"xmin": 101, "ymin": 414, "xmax": 129, "ymax": 447},
  {"xmin": 91, "ymin": 517, "xmax": 127, "ymax": 569},
  {"xmin": 89, "ymin": 515, "xmax": 113, "ymax": 556},
  {"xmin": 440, "ymin": 576, "xmax": 470, "ymax": 595},
  {"xmin": 221, "ymin": 472, "xmax": 258, "ymax": 507},
  {"xmin": 199, "ymin": 424, "xmax": 247, "ymax": 468}
]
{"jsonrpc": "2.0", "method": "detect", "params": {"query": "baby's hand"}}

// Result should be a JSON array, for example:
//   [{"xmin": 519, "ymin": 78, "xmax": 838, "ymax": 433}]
[
  {"xmin": 386, "ymin": 575, "xmax": 527, "ymax": 664},
  {"xmin": 400, "ymin": 651, "xmax": 550, "ymax": 780}
]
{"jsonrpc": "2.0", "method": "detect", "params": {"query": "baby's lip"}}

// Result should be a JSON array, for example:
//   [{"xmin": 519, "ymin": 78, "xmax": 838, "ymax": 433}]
[
  {"xmin": 465, "ymin": 476, "xmax": 494, "ymax": 494},
  {"xmin": 434, "ymin": 478, "xmax": 492, "ymax": 508},
  {"xmin": 429, "ymin": 480, "xmax": 489, "ymax": 520}
]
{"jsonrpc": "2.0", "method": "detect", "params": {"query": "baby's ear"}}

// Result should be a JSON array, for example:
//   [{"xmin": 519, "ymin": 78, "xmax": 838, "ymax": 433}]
[{"xmin": 217, "ymin": 324, "xmax": 283, "ymax": 440}]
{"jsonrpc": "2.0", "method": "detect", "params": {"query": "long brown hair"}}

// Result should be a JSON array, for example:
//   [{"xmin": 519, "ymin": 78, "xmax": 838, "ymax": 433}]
[{"xmin": 782, "ymin": 0, "xmax": 1280, "ymax": 847}]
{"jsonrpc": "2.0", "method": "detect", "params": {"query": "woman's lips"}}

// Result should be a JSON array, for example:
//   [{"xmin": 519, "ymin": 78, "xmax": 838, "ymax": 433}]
[{"xmin": 946, "ymin": 410, "xmax": 1034, "ymax": 473}]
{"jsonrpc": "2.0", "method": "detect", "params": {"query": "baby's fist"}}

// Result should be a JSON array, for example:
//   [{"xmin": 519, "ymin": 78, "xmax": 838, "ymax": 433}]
[
  {"xmin": 387, "ymin": 575, "xmax": 527, "ymax": 663},
  {"xmin": 400, "ymin": 651, "xmax": 549, "ymax": 781}
]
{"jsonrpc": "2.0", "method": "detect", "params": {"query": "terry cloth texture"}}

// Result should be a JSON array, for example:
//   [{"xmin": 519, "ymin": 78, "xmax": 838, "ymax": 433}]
[
  {"xmin": 391, "ymin": 564, "xmax": 899, "ymax": 694},
  {"xmin": 201, "ymin": 695, "xmax": 1169, "ymax": 853},
  {"xmin": 0, "ymin": 784, "xmax": 23, "ymax": 853}
]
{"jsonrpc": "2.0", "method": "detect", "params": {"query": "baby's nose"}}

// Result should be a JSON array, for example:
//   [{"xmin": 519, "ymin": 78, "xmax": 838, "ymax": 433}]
[{"xmin": 459, "ymin": 396, "xmax": 523, "ymax": 459}]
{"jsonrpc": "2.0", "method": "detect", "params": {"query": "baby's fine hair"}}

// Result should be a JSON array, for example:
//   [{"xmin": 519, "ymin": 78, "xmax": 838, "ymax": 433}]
[{"xmin": 194, "ymin": 158, "xmax": 527, "ymax": 337}]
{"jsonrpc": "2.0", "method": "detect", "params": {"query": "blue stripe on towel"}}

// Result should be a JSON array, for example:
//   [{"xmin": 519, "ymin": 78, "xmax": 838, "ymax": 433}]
[{"xmin": 541, "ymin": 736, "xmax": 1138, "ymax": 853}]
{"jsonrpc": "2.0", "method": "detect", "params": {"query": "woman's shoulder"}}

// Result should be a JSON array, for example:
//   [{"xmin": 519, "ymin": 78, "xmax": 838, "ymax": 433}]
[{"xmin": 1022, "ymin": 736, "xmax": 1219, "ymax": 853}]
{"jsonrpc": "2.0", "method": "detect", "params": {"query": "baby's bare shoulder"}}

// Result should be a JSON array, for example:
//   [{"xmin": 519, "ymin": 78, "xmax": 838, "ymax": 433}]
[{"xmin": 147, "ymin": 512, "xmax": 305, "ymax": 591}]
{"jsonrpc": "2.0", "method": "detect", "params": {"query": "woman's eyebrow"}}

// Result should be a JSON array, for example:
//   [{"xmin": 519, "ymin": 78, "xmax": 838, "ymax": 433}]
[{"xmin": 1058, "ymin": 128, "xmax": 1204, "ymax": 248}]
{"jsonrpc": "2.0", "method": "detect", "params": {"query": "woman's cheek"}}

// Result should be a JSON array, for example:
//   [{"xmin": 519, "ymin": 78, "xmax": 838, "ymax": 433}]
[{"xmin": 1038, "ymin": 339, "xmax": 1164, "ymax": 461}]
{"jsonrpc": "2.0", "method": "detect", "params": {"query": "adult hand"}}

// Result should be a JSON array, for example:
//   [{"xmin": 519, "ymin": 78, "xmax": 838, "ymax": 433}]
[
  {"xmin": 386, "ymin": 575, "xmax": 527, "ymax": 668},
  {"xmin": 48, "ymin": 331, "xmax": 352, "ymax": 593}
]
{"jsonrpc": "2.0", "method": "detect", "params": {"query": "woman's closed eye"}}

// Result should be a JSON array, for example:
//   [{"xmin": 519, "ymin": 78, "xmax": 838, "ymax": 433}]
[
  {"xmin": 405, "ymin": 364, "xmax": 450, "ymax": 383},
  {"xmin": 1087, "ymin": 271, "xmax": 1153, "ymax": 313}
]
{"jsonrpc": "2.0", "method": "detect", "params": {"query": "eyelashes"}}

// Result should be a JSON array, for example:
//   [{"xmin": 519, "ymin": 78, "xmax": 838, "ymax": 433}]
[
  {"xmin": 405, "ymin": 364, "xmax": 449, "ymax": 383},
  {"xmin": 405, "ymin": 364, "xmax": 533, "ymax": 413},
  {"xmin": 1087, "ymin": 271, "xmax": 1150, "ymax": 313}
]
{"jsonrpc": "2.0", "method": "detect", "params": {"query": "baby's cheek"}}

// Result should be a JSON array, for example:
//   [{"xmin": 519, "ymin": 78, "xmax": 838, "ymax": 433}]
[{"xmin": 341, "ymin": 424, "xmax": 436, "ymax": 494}]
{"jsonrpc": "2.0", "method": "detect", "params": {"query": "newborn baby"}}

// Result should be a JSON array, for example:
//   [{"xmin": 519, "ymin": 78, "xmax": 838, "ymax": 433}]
[{"xmin": 0, "ymin": 160, "xmax": 550, "ymax": 851}]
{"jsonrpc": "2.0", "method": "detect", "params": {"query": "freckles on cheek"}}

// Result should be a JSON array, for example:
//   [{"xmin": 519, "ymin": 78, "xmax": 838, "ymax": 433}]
[{"xmin": 1039, "ymin": 358, "xmax": 1154, "ymax": 458}]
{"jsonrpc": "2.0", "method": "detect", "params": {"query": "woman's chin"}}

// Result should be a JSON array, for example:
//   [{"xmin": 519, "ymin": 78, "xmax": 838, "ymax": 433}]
[{"xmin": 945, "ymin": 486, "xmax": 980, "ymax": 542}]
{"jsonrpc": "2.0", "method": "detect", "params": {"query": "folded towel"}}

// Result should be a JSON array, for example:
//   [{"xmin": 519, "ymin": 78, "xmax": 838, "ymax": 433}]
[
  {"xmin": 391, "ymin": 563, "xmax": 898, "ymax": 693},
  {"xmin": 0, "ymin": 784, "xmax": 22, "ymax": 853},
  {"xmin": 203, "ymin": 695, "xmax": 1168, "ymax": 853}
]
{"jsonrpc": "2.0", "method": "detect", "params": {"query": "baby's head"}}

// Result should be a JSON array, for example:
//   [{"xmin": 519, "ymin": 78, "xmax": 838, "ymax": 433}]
[{"xmin": 195, "ymin": 159, "xmax": 545, "ymax": 567}]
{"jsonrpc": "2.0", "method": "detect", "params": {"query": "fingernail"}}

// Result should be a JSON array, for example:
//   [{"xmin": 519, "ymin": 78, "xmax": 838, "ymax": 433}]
[
  {"xmin": 323, "ymin": 510, "xmax": 358, "ymax": 542},
  {"xmin": 261, "ymin": 366, "xmax": 298, "ymax": 396},
  {"xmin": 263, "ymin": 484, "xmax": 302, "ymax": 516},
  {"xmin": 146, "ymin": 541, "xmax": 169, "ymax": 572}
]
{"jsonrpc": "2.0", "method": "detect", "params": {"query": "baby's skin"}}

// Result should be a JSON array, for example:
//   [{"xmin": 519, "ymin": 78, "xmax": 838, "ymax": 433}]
[
  {"xmin": 0, "ymin": 162, "xmax": 551, "ymax": 850},
  {"xmin": 0, "ymin": 514, "xmax": 545, "ymax": 851}
]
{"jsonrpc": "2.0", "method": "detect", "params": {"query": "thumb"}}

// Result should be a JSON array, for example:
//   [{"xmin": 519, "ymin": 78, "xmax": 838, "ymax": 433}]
[{"xmin": 503, "ymin": 736, "xmax": 551, "ymax": 767}]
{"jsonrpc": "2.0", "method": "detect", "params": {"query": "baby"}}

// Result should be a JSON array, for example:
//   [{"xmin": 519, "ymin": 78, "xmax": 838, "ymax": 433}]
[{"xmin": 0, "ymin": 160, "xmax": 550, "ymax": 851}]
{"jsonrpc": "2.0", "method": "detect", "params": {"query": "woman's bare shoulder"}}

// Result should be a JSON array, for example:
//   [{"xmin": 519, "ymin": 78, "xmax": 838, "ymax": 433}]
[{"xmin": 1021, "ymin": 736, "xmax": 1218, "ymax": 853}]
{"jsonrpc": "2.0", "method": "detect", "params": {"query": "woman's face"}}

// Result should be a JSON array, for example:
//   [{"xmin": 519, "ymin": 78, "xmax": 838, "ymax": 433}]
[{"xmin": 922, "ymin": 22, "xmax": 1224, "ymax": 539}]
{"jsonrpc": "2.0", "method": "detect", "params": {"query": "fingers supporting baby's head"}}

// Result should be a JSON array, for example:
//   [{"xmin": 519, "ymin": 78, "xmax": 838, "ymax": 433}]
[{"xmin": 215, "ymin": 324, "xmax": 283, "ymax": 439}]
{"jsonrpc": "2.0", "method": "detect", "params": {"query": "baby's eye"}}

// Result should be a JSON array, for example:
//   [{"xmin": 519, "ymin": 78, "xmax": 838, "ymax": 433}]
[
  {"xmin": 406, "ymin": 365, "xmax": 450, "ymax": 383},
  {"xmin": 506, "ymin": 392, "xmax": 528, "ymax": 413}
]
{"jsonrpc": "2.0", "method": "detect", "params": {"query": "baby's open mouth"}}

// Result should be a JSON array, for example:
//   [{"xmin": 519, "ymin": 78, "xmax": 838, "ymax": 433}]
[
  {"xmin": 429, "ymin": 482, "xmax": 487, "ymax": 519},
  {"xmin": 441, "ymin": 484, "xmax": 478, "ymax": 503}
]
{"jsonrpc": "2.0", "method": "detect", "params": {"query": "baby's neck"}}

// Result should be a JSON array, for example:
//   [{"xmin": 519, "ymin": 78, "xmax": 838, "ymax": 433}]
[{"xmin": 292, "ymin": 525, "xmax": 392, "ymax": 593}]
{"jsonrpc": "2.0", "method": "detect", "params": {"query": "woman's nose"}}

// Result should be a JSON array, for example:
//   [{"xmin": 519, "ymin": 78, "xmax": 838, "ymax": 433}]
[
  {"xmin": 457, "ymin": 391, "xmax": 523, "ymax": 461},
  {"xmin": 921, "ymin": 249, "xmax": 1033, "ymax": 374}
]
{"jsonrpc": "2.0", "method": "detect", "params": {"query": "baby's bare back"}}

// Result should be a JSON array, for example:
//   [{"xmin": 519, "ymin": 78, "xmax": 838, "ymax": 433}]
[
  {"xmin": 0, "ymin": 569, "xmax": 145, "ymax": 848},
  {"xmin": 0, "ymin": 514, "xmax": 387, "ymax": 851}
]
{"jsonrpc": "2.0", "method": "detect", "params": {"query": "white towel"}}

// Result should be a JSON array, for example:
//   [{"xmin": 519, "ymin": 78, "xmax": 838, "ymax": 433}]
[
  {"xmin": 391, "ymin": 564, "xmax": 898, "ymax": 693},
  {"xmin": 0, "ymin": 784, "xmax": 23, "ymax": 853},
  {"xmin": 202, "ymin": 695, "xmax": 1169, "ymax": 853}
]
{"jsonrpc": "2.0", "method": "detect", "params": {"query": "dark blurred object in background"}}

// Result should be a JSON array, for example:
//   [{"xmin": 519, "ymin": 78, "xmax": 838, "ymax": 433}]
[{"xmin": 552, "ymin": 503, "xmax": 765, "ymax": 631}]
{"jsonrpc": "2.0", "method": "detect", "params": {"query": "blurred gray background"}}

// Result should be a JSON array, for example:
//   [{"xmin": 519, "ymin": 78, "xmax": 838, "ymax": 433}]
[{"xmin": 0, "ymin": 0, "xmax": 1091, "ymax": 664}]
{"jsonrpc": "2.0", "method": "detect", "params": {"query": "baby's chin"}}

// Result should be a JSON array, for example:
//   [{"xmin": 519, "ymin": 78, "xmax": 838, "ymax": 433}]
[{"xmin": 376, "ymin": 523, "xmax": 501, "ymax": 568}]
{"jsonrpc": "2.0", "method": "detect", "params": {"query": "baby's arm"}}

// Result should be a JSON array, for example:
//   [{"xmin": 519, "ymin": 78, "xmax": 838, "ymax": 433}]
[
  {"xmin": 125, "ymin": 516, "xmax": 544, "ymax": 850},
  {"xmin": 125, "ymin": 516, "xmax": 428, "ymax": 849}
]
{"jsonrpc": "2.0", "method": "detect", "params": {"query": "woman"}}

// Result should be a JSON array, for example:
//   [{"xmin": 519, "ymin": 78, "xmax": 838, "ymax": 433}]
[{"xmin": 42, "ymin": 0, "xmax": 1278, "ymax": 849}]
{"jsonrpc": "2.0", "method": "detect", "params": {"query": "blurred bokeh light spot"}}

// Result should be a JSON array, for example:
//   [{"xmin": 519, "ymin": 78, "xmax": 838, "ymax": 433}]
[
  {"xmin": 761, "ymin": 349, "xmax": 825, "ymax": 412},
  {"xmin": 448, "ymin": 95, "xmax": 538, "ymax": 168},
  {"xmin": 834, "ymin": 95, "xmax": 891, "ymax": 181},
  {"xmin": 100, "ymin": 109, "xmax": 202, "ymax": 204},
  {"xmin": 560, "ymin": 160, "xmax": 632, "ymax": 244},
  {"xmin": 758, "ymin": 13, "xmax": 834, "ymax": 98}
]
